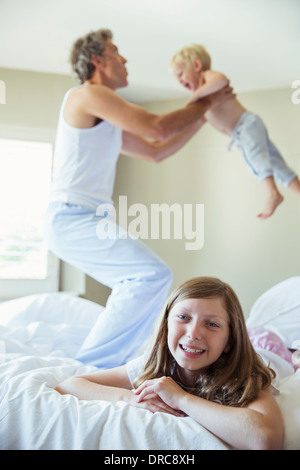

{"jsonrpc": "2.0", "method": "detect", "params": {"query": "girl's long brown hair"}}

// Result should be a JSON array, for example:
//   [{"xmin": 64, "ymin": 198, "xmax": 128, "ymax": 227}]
[{"xmin": 133, "ymin": 277, "xmax": 275, "ymax": 408}]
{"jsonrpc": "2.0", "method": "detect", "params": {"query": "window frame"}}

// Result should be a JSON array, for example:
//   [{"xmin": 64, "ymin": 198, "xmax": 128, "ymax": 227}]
[{"xmin": 0, "ymin": 124, "xmax": 60, "ymax": 300}]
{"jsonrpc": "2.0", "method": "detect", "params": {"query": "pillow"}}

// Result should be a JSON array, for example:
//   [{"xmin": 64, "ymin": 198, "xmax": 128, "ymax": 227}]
[
  {"xmin": 0, "ymin": 293, "xmax": 105, "ymax": 358},
  {"xmin": 247, "ymin": 277, "xmax": 300, "ymax": 348},
  {"xmin": 0, "ymin": 292, "xmax": 103, "ymax": 328}
]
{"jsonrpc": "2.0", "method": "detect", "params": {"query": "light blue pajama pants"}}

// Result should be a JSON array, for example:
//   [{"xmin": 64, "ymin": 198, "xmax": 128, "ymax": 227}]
[
  {"xmin": 45, "ymin": 201, "xmax": 172, "ymax": 368},
  {"xmin": 229, "ymin": 111, "xmax": 296, "ymax": 186}
]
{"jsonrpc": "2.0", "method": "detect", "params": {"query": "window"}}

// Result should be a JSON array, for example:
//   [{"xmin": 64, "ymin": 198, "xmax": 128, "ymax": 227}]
[
  {"xmin": 0, "ymin": 127, "xmax": 59, "ymax": 299},
  {"xmin": 0, "ymin": 138, "xmax": 52, "ymax": 279}
]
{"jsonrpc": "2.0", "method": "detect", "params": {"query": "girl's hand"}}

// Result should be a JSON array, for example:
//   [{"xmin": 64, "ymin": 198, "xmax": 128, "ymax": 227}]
[
  {"xmin": 134, "ymin": 376, "xmax": 188, "ymax": 412},
  {"xmin": 130, "ymin": 391, "xmax": 185, "ymax": 416}
]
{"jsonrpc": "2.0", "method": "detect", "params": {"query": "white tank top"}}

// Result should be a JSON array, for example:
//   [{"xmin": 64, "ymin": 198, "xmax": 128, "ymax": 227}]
[{"xmin": 50, "ymin": 87, "xmax": 123, "ymax": 209}]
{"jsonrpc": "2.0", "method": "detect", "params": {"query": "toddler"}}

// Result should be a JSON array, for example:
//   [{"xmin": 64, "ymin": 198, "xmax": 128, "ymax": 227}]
[{"xmin": 170, "ymin": 44, "xmax": 300, "ymax": 219}]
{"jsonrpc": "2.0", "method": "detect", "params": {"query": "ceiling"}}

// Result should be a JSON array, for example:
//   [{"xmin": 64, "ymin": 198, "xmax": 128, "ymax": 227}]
[{"xmin": 1, "ymin": 0, "xmax": 299, "ymax": 102}]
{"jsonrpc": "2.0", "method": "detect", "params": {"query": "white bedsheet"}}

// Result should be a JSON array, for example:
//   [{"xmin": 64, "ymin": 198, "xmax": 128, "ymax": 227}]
[
  {"xmin": 0, "ymin": 356, "xmax": 230, "ymax": 450},
  {"xmin": 0, "ymin": 287, "xmax": 299, "ymax": 450},
  {"xmin": 0, "ymin": 293, "xmax": 229, "ymax": 450}
]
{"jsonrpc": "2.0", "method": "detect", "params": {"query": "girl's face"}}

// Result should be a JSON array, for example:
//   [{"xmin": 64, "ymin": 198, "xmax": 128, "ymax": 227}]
[{"xmin": 167, "ymin": 297, "xmax": 231, "ymax": 384}]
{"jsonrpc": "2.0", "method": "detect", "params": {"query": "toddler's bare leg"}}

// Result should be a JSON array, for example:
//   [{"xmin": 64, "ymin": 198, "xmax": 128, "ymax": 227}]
[
  {"xmin": 257, "ymin": 176, "xmax": 283, "ymax": 220},
  {"xmin": 288, "ymin": 176, "xmax": 300, "ymax": 196}
]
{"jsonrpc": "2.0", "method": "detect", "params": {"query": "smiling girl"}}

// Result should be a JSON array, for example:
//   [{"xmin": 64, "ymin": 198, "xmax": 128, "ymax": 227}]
[{"xmin": 55, "ymin": 277, "xmax": 284, "ymax": 450}]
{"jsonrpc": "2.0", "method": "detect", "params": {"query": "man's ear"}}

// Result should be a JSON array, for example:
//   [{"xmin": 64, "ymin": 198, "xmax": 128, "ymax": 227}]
[
  {"xmin": 194, "ymin": 58, "xmax": 203, "ymax": 72},
  {"xmin": 90, "ymin": 54, "xmax": 105, "ymax": 69}
]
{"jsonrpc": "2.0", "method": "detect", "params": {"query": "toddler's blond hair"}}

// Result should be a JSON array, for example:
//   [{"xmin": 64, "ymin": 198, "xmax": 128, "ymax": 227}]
[{"xmin": 171, "ymin": 44, "xmax": 211, "ymax": 71}]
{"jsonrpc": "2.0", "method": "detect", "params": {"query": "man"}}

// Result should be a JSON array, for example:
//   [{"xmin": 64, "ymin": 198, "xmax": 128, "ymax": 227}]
[{"xmin": 46, "ymin": 29, "xmax": 233, "ymax": 368}]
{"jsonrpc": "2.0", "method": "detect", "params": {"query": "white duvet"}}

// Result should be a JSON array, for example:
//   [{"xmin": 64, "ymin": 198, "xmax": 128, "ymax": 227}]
[{"xmin": 0, "ymin": 282, "xmax": 300, "ymax": 450}]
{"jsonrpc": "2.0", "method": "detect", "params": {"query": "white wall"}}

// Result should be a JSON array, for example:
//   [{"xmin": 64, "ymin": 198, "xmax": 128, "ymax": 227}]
[{"xmin": 114, "ymin": 87, "xmax": 300, "ymax": 316}]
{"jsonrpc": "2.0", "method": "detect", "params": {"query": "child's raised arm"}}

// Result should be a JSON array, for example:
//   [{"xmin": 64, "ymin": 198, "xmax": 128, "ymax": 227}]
[{"xmin": 187, "ymin": 70, "xmax": 229, "ymax": 104}]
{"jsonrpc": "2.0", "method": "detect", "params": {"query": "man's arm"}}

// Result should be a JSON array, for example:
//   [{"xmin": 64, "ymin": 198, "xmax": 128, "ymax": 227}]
[
  {"xmin": 121, "ymin": 117, "xmax": 206, "ymax": 163},
  {"xmin": 79, "ymin": 83, "xmax": 231, "ymax": 141}
]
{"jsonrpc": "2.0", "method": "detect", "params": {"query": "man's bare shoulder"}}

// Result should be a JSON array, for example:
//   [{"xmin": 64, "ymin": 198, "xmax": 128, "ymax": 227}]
[
  {"xmin": 63, "ymin": 84, "xmax": 116, "ymax": 127},
  {"xmin": 67, "ymin": 83, "xmax": 116, "ymax": 104},
  {"xmin": 82, "ymin": 83, "xmax": 116, "ymax": 97},
  {"xmin": 67, "ymin": 83, "xmax": 121, "ymax": 114}
]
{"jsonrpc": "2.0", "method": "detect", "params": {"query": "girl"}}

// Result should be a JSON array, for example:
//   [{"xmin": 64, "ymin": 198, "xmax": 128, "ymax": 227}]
[{"xmin": 55, "ymin": 277, "xmax": 285, "ymax": 450}]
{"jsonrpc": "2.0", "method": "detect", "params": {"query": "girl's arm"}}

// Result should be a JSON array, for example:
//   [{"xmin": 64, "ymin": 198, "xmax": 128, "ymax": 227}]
[
  {"xmin": 187, "ymin": 70, "xmax": 229, "ymax": 104},
  {"xmin": 134, "ymin": 377, "xmax": 284, "ymax": 450},
  {"xmin": 55, "ymin": 365, "xmax": 183, "ymax": 416},
  {"xmin": 55, "ymin": 365, "xmax": 133, "ymax": 401}
]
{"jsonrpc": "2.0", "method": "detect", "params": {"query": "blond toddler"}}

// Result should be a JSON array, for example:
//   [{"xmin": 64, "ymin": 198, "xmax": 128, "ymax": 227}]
[{"xmin": 170, "ymin": 44, "xmax": 300, "ymax": 219}]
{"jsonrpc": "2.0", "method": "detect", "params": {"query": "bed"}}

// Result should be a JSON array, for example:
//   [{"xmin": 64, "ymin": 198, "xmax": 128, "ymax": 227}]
[{"xmin": 0, "ymin": 278, "xmax": 300, "ymax": 450}]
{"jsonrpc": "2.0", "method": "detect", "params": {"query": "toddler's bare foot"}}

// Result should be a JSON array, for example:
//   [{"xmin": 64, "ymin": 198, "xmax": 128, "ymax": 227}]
[
  {"xmin": 257, "ymin": 192, "xmax": 284, "ymax": 220},
  {"xmin": 288, "ymin": 176, "xmax": 300, "ymax": 196}
]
